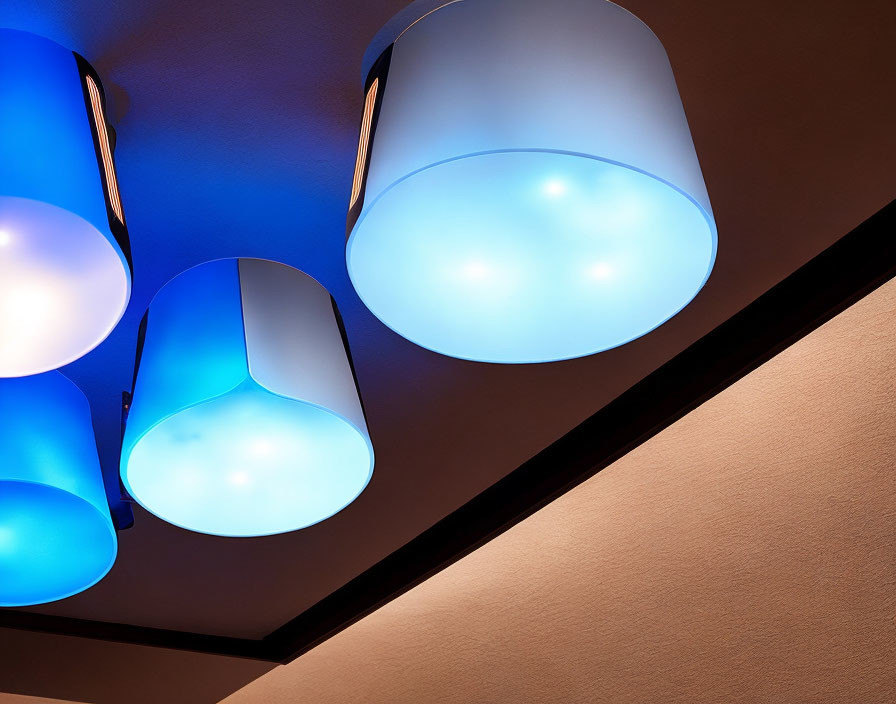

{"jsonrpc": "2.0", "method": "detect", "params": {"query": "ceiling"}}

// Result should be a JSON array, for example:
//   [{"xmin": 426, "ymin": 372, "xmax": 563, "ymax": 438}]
[
  {"xmin": 0, "ymin": 0, "xmax": 894, "ymax": 701},
  {"xmin": 221, "ymin": 275, "xmax": 896, "ymax": 704},
  {"xmin": 0, "ymin": 698, "xmax": 83, "ymax": 704}
]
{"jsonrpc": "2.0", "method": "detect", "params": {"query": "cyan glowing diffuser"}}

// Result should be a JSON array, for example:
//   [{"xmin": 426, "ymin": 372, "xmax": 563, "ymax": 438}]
[
  {"xmin": 0, "ymin": 29, "xmax": 131, "ymax": 377},
  {"xmin": 0, "ymin": 372, "xmax": 117, "ymax": 606},
  {"xmin": 346, "ymin": 0, "xmax": 717, "ymax": 363},
  {"xmin": 121, "ymin": 259, "xmax": 374, "ymax": 537}
]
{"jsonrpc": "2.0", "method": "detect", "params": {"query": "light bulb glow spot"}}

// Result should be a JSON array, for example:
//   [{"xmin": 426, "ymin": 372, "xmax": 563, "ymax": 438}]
[
  {"xmin": 227, "ymin": 470, "xmax": 252, "ymax": 487},
  {"xmin": 543, "ymin": 179, "xmax": 567, "ymax": 197},
  {"xmin": 588, "ymin": 262, "xmax": 614, "ymax": 280},
  {"xmin": 245, "ymin": 438, "xmax": 277, "ymax": 459},
  {"xmin": 0, "ymin": 526, "xmax": 15, "ymax": 553},
  {"xmin": 461, "ymin": 260, "xmax": 490, "ymax": 281}
]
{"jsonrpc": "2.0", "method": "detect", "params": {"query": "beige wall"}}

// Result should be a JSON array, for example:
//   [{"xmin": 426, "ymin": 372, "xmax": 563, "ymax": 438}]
[{"xmin": 223, "ymin": 279, "xmax": 896, "ymax": 703}]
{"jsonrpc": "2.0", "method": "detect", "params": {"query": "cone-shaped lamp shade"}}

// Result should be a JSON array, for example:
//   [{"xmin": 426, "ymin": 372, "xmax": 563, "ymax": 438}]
[
  {"xmin": 121, "ymin": 259, "xmax": 374, "ymax": 537},
  {"xmin": 346, "ymin": 0, "xmax": 717, "ymax": 363},
  {"xmin": 0, "ymin": 372, "xmax": 117, "ymax": 606},
  {"xmin": 0, "ymin": 29, "xmax": 131, "ymax": 377}
]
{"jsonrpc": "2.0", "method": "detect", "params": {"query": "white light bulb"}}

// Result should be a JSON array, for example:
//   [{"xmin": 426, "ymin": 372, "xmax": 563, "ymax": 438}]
[{"xmin": 0, "ymin": 230, "xmax": 11, "ymax": 247}]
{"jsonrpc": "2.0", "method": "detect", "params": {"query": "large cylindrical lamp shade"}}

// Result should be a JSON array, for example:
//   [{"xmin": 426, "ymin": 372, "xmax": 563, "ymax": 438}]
[
  {"xmin": 0, "ymin": 29, "xmax": 131, "ymax": 377},
  {"xmin": 346, "ymin": 0, "xmax": 717, "ymax": 363},
  {"xmin": 121, "ymin": 259, "xmax": 374, "ymax": 537},
  {"xmin": 0, "ymin": 372, "xmax": 117, "ymax": 606}
]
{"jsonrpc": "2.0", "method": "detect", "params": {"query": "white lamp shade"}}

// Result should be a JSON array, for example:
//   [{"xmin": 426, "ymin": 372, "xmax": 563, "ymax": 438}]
[
  {"xmin": 346, "ymin": 0, "xmax": 717, "ymax": 363},
  {"xmin": 120, "ymin": 259, "xmax": 374, "ymax": 537},
  {"xmin": 0, "ymin": 29, "xmax": 131, "ymax": 377}
]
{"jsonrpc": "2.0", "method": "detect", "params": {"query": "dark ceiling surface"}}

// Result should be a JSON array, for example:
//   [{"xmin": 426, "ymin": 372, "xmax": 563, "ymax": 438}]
[{"xmin": 0, "ymin": 0, "xmax": 894, "ymax": 701}]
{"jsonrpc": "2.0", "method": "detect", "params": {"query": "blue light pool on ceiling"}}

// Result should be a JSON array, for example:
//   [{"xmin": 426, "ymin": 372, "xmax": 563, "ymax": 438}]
[
  {"xmin": 120, "ymin": 258, "xmax": 374, "ymax": 538},
  {"xmin": 0, "ymin": 372, "xmax": 117, "ymax": 607},
  {"xmin": 0, "ymin": 29, "xmax": 130, "ymax": 377},
  {"xmin": 346, "ymin": 0, "xmax": 717, "ymax": 363}
]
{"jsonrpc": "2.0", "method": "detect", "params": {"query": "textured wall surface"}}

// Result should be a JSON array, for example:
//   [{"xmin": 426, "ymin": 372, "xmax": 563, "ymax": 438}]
[{"xmin": 223, "ymin": 279, "xmax": 896, "ymax": 703}]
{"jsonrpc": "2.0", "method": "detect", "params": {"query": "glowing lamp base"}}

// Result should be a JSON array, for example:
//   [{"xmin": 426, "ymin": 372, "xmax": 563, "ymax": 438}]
[
  {"xmin": 123, "ymin": 383, "xmax": 374, "ymax": 537},
  {"xmin": 0, "ymin": 196, "xmax": 129, "ymax": 377},
  {"xmin": 0, "ymin": 481, "xmax": 117, "ymax": 607},
  {"xmin": 348, "ymin": 151, "xmax": 716, "ymax": 363}
]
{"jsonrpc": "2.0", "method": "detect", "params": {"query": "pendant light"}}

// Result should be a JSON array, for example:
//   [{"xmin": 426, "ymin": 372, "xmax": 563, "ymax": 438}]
[
  {"xmin": 0, "ymin": 29, "xmax": 131, "ymax": 377},
  {"xmin": 345, "ymin": 0, "xmax": 717, "ymax": 363},
  {"xmin": 120, "ymin": 259, "xmax": 374, "ymax": 537},
  {"xmin": 0, "ymin": 372, "xmax": 117, "ymax": 606}
]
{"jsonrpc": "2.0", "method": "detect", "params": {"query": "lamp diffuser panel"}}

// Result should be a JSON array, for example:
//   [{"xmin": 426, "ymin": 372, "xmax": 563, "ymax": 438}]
[
  {"xmin": 346, "ymin": 0, "xmax": 717, "ymax": 363},
  {"xmin": 0, "ymin": 29, "xmax": 131, "ymax": 377},
  {"xmin": 120, "ymin": 259, "xmax": 374, "ymax": 538},
  {"xmin": 0, "ymin": 372, "xmax": 117, "ymax": 606}
]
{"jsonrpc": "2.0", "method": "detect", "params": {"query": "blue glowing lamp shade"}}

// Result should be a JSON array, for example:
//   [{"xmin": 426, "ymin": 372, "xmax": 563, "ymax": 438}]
[
  {"xmin": 0, "ymin": 372, "xmax": 117, "ymax": 606},
  {"xmin": 0, "ymin": 29, "xmax": 131, "ymax": 377},
  {"xmin": 120, "ymin": 259, "xmax": 374, "ymax": 537},
  {"xmin": 346, "ymin": 0, "xmax": 717, "ymax": 363}
]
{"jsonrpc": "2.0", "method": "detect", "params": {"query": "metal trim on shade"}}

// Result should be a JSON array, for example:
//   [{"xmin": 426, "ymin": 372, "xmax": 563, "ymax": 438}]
[
  {"xmin": 360, "ymin": 0, "xmax": 464, "ymax": 81},
  {"xmin": 0, "ymin": 200, "xmax": 893, "ymax": 660}
]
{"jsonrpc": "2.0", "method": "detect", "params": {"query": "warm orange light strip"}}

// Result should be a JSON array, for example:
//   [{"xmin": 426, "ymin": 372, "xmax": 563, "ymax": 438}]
[
  {"xmin": 85, "ymin": 74, "xmax": 124, "ymax": 224},
  {"xmin": 350, "ymin": 78, "xmax": 379, "ymax": 209}
]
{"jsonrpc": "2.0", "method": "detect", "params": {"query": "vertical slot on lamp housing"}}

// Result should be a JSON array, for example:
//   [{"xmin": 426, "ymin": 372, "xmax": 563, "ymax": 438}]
[
  {"xmin": 85, "ymin": 74, "xmax": 124, "ymax": 224},
  {"xmin": 350, "ymin": 78, "xmax": 379, "ymax": 209}
]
